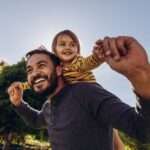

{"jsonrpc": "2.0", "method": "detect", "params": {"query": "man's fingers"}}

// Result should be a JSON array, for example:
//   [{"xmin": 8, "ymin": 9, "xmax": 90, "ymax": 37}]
[
  {"xmin": 7, "ymin": 87, "xmax": 11, "ymax": 95},
  {"xmin": 103, "ymin": 37, "xmax": 110, "ymax": 55},
  {"xmin": 7, "ymin": 82, "xmax": 23, "ymax": 106},
  {"xmin": 7, "ymin": 82, "xmax": 22, "ymax": 95},
  {"xmin": 7, "ymin": 86, "xmax": 15, "ymax": 96},
  {"xmin": 103, "ymin": 37, "xmax": 117, "ymax": 57},
  {"xmin": 8, "ymin": 89, "xmax": 14, "ymax": 97},
  {"xmin": 103, "ymin": 36, "xmax": 131, "ymax": 59},
  {"xmin": 108, "ymin": 38, "xmax": 121, "ymax": 61},
  {"xmin": 116, "ymin": 36, "xmax": 129, "ymax": 56}
]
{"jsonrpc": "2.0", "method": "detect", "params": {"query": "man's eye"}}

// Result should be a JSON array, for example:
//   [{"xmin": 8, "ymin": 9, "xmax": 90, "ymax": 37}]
[
  {"xmin": 39, "ymin": 64, "xmax": 46, "ymax": 68},
  {"xmin": 27, "ymin": 69, "xmax": 32, "ymax": 74}
]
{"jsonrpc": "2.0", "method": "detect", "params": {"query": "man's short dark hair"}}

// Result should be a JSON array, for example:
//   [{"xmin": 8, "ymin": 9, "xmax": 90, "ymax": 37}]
[{"xmin": 26, "ymin": 47, "xmax": 60, "ymax": 67}]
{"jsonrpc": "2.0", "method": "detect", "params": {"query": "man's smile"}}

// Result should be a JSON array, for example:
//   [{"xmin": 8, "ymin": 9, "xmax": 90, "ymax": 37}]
[
  {"xmin": 34, "ymin": 78, "xmax": 46, "ymax": 84},
  {"xmin": 31, "ymin": 76, "xmax": 49, "ymax": 87}
]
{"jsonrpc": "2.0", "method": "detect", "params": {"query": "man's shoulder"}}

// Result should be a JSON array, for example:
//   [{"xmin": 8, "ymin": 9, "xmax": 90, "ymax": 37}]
[
  {"xmin": 69, "ymin": 82, "xmax": 117, "ymax": 99},
  {"xmin": 70, "ymin": 82, "xmax": 103, "ymax": 91}
]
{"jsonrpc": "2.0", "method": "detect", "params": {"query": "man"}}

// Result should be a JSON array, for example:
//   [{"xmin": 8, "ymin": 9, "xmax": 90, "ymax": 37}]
[{"xmin": 8, "ymin": 36, "xmax": 150, "ymax": 150}]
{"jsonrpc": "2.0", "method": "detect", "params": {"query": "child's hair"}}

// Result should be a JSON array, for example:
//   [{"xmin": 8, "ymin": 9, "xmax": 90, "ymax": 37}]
[{"xmin": 51, "ymin": 29, "xmax": 80, "ymax": 54}]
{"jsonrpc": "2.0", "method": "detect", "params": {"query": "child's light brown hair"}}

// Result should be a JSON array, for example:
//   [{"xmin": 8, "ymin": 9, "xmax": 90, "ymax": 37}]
[{"xmin": 51, "ymin": 29, "xmax": 80, "ymax": 54}]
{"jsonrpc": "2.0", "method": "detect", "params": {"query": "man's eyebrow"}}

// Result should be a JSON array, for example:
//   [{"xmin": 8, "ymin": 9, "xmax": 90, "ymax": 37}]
[
  {"xmin": 26, "ymin": 60, "xmax": 47, "ymax": 68},
  {"xmin": 37, "ymin": 60, "xmax": 47, "ymax": 64}
]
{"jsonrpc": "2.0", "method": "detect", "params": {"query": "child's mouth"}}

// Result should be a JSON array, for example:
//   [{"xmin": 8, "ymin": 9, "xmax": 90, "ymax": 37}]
[{"xmin": 63, "ymin": 50, "xmax": 73, "ymax": 55}]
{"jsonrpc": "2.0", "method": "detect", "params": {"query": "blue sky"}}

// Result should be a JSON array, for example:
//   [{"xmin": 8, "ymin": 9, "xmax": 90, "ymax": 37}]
[{"xmin": 0, "ymin": 0, "xmax": 150, "ymax": 106}]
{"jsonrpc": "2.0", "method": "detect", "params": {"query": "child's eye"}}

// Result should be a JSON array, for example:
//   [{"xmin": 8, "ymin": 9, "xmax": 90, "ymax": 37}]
[
  {"xmin": 70, "ymin": 43, "xmax": 76, "ymax": 47},
  {"xmin": 59, "ymin": 43, "xmax": 65, "ymax": 46}
]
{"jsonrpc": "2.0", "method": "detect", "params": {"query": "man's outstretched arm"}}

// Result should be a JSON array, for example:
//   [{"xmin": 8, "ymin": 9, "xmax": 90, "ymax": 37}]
[
  {"xmin": 92, "ymin": 36, "xmax": 150, "ymax": 142},
  {"xmin": 94, "ymin": 36, "xmax": 150, "ymax": 99},
  {"xmin": 8, "ymin": 82, "xmax": 47, "ymax": 129}
]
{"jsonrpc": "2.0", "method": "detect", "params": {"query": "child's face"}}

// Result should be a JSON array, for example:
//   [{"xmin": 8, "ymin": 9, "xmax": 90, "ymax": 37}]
[{"xmin": 55, "ymin": 34, "xmax": 78, "ymax": 65}]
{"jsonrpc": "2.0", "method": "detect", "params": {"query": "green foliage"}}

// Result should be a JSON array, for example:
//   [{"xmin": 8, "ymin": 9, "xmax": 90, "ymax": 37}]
[
  {"xmin": 0, "ymin": 59, "xmax": 26, "ymax": 135},
  {"xmin": 0, "ymin": 58, "xmax": 48, "ymax": 143},
  {"xmin": 120, "ymin": 131, "xmax": 150, "ymax": 150}
]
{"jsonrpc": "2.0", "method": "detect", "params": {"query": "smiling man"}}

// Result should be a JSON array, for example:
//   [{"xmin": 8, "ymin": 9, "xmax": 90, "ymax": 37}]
[
  {"xmin": 26, "ymin": 52, "xmax": 59, "ymax": 95},
  {"xmin": 8, "ymin": 36, "xmax": 150, "ymax": 150}
]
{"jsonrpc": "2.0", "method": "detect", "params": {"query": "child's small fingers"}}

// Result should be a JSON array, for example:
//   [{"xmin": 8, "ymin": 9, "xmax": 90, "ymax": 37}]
[
  {"xmin": 93, "ymin": 46, "xmax": 98, "ymax": 50},
  {"xmin": 95, "ymin": 39, "xmax": 103, "ymax": 45},
  {"xmin": 95, "ymin": 50, "xmax": 105, "ymax": 59},
  {"xmin": 93, "ymin": 48, "xmax": 99, "ymax": 55}
]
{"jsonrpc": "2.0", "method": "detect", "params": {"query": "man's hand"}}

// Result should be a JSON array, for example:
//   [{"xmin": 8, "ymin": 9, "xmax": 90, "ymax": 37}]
[
  {"xmin": 8, "ymin": 82, "xmax": 23, "ymax": 106},
  {"xmin": 95, "ymin": 36, "xmax": 150, "ymax": 98},
  {"xmin": 95, "ymin": 36, "xmax": 148, "ymax": 76}
]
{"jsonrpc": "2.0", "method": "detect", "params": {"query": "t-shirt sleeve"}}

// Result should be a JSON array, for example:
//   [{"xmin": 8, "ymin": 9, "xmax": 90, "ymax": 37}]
[
  {"xmin": 71, "ymin": 55, "xmax": 104, "ymax": 72},
  {"xmin": 13, "ymin": 100, "xmax": 47, "ymax": 129}
]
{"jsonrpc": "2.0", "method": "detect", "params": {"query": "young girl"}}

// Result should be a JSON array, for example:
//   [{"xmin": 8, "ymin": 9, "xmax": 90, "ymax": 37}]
[
  {"xmin": 51, "ymin": 29, "xmax": 124, "ymax": 150},
  {"xmin": 51, "ymin": 29, "xmax": 104, "ymax": 84}
]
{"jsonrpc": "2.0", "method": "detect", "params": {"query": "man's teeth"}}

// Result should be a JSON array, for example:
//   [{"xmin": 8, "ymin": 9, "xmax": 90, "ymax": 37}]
[{"xmin": 34, "ymin": 78, "xmax": 45, "ymax": 84}]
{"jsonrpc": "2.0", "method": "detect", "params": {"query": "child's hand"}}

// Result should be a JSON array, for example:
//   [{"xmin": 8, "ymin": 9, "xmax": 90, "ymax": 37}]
[
  {"xmin": 7, "ymin": 82, "xmax": 23, "ymax": 106},
  {"xmin": 93, "ymin": 37, "xmax": 128, "ymax": 61},
  {"xmin": 92, "ymin": 39, "xmax": 105, "ymax": 61}
]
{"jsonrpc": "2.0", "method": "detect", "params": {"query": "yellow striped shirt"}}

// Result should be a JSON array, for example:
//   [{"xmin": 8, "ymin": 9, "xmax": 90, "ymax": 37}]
[{"xmin": 63, "ymin": 54, "xmax": 104, "ymax": 84}]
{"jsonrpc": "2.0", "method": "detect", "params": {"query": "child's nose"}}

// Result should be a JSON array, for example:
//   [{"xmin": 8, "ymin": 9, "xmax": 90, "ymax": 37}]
[{"xmin": 66, "ymin": 44, "xmax": 70, "ymax": 49}]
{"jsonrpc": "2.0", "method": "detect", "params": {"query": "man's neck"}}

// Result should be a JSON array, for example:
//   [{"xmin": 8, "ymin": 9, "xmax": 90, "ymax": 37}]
[{"xmin": 49, "ymin": 77, "xmax": 66, "ymax": 99}]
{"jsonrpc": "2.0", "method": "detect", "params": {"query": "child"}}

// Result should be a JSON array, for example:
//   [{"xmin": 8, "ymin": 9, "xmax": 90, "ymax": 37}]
[
  {"xmin": 51, "ymin": 29, "xmax": 104, "ymax": 84},
  {"xmin": 22, "ymin": 30, "xmax": 103, "ymax": 88},
  {"xmin": 51, "ymin": 29, "xmax": 124, "ymax": 150}
]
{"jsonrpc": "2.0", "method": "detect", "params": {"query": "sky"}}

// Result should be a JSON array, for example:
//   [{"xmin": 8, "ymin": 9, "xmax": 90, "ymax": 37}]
[{"xmin": 0, "ymin": 0, "xmax": 150, "ymax": 106}]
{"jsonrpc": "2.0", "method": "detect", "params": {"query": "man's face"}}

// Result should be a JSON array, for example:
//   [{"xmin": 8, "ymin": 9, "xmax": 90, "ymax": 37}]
[{"xmin": 26, "ymin": 53, "xmax": 58, "ymax": 95}]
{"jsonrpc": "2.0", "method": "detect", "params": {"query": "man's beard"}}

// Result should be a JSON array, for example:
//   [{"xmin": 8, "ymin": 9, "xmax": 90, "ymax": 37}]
[
  {"xmin": 31, "ymin": 70, "xmax": 58, "ymax": 98},
  {"xmin": 40, "ymin": 71, "xmax": 58, "ymax": 97}
]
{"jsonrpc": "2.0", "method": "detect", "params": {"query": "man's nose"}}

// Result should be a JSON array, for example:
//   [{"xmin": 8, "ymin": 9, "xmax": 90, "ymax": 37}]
[{"xmin": 30, "ymin": 70, "xmax": 41, "ymax": 79}]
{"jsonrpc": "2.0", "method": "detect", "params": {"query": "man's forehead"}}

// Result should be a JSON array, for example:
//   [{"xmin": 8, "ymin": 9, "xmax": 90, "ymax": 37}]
[{"xmin": 26, "ymin": 53, "xmax": 51, "ymax": 67}]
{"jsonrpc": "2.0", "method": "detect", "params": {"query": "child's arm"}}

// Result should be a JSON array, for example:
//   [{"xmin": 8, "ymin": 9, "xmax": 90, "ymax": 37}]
[
  {"xmin": 71, "ymin": 43, "xmax": 104, "ymax": 72},
  {"xmin": 78, "ymin": 53, "xmax": 104, "ymax": 71}
]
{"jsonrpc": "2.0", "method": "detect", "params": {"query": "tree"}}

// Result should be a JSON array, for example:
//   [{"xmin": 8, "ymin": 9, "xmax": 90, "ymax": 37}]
[
  {"xmin": 0, "ymin": 59, "xmax": 48, "ymax": 149},
  {"xmin": 0, "ymin": 60, "xmax": 8, "ymax": 73},
  {"xmin": 120, "ymin": 131, "xmax": 150, "ymax": 150}
]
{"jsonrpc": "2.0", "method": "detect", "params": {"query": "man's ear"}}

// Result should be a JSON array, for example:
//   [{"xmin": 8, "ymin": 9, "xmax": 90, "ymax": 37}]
[{"xmin": 56, "ymin": 65, "xmax": 62, "ymax": 77}]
